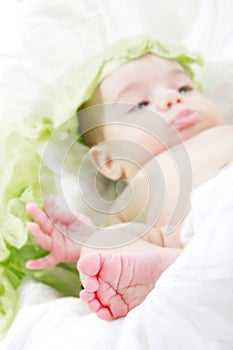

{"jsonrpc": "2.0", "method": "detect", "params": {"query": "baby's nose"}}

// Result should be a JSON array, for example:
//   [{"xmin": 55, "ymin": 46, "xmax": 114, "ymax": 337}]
[{"xmin": 156, "ymin": 90, "xmax": 182, "ymax": 112}]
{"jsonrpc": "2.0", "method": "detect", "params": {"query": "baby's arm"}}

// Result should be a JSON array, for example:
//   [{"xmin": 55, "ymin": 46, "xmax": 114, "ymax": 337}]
[
  {"xmin": 108, "ymin": 124, "xmax": 233, "ymax": 246},
  {"xmin": 26, "ymin": 125, "xmax": 233, "ymax": 267},
  {"xmin": 26, "ymin": 198, "xmax": 170, "ymax": 269},
  {"xmin": 182, "ymin": 124, "xmax": 233, "ymax": 187}
]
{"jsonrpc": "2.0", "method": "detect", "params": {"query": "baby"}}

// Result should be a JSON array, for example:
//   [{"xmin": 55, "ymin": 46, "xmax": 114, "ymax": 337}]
[{"xmin": 26, "ymin": 37, "xmax": 233, "ymax": 321}]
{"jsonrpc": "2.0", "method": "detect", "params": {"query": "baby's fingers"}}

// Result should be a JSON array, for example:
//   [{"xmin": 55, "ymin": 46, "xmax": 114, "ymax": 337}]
[
  {"xmin": 44, "ymin": 195, "xmax": 56, "ymax": 217},
  {"xmin": 28, "ymin": 222, "xmax": 52, "ymax": 250},
  {"xmin": 26, "ymin": 255, "xmax": 57, "ymax": 270},
  {"xmin": 27, "ymin": 203, "xmax": 54, "ymax": 234}
]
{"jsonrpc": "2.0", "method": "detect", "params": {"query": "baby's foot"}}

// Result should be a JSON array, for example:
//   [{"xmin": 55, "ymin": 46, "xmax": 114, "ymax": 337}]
[{"xmin": 77, "ymin": 248, "xmax": 180, "ymax": 320}]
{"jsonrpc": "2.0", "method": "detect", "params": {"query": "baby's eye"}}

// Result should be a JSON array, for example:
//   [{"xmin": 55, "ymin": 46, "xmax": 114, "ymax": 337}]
[
  {"xmin": 135, "ymin": 101, "xmax": 149, "ymax": 110},
  {"xmin": 128, "ymin": 100, "xmax": 149, "ymax": 113},
  {"xmin": 178, "ymin": 85, "xmax": 193, "ymax": 94}
]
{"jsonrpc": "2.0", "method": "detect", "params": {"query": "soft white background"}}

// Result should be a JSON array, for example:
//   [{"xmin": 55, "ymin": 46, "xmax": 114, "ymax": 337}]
[
  {"xmin": 0, "ymin": 0, "xmax": 24, "ymax": 55},
  {"xmin": 1, "ymin": 1, "xmax": 233, "ymax": 349}
]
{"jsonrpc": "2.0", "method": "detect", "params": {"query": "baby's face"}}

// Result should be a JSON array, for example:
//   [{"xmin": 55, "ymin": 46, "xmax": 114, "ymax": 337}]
[{"xmin": 88, "ymin": 54, "xmax": 224, "ymax": 179}]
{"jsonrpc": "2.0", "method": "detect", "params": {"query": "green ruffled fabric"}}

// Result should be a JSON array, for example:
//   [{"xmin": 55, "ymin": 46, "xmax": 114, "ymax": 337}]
[{"xmin": 0, "ymin": 116, "xmax": 82, "ymax": 338}]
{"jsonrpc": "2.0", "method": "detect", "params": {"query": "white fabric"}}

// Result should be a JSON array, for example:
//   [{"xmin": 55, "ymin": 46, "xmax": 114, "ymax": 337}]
[
  {"xmin": 1, "ymin": 0, "xmax": 233, "ymax": 348},
  {"xmin": 1, "ymin": 164, "xmax": 233, "ymax": 349},
  {"xmin": 181, "ymin": 162, "xmax": 233, "ymax": 246}
]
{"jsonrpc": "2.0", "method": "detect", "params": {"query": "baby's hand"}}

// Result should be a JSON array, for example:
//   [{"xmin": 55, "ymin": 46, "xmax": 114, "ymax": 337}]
[{"xmin": 26, "ymin": 197, "xmax": 95, "ymax": 269}]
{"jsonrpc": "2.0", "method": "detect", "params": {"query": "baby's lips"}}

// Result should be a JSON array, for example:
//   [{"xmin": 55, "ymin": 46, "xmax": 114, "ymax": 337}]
[{"xmin": 171, "ymin": 110, "xmax": 199, "ymax": 130}]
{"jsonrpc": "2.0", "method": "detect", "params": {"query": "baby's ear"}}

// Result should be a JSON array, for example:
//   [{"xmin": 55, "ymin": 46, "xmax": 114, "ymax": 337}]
[{"xmin": 89, "ymin": 144, "xmax": 124, "ymax": 181}]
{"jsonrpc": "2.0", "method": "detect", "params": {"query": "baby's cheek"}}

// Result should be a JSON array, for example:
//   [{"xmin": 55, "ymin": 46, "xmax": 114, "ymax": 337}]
[{"xmin": 201, "ymin": 97, "xmax": 223, "ymax": 124}]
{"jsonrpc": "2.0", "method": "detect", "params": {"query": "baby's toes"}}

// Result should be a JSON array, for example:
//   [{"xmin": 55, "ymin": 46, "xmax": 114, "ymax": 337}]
[
  {"xmin": 84, "ymin": 276, "xmax": 99, "ymax": 292},
  {"xmin": 77, "ymin": 252, "xmax": 101, "ymax": 276},
  {"xmin": 79, "ymin": 290, "xmax": 95, "ymax": 302},
  {"xmin": 97, "ymin": 308, "xmax": 113, "ymax": 321},
  {"xmin": 87, "ymin": 299, "xmax": 101, "ymax": 312}
]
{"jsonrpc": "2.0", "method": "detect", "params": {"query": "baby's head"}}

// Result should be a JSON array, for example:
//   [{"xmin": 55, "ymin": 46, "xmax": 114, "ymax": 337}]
[
  {"xmin": 55, "ymin": 34, "xmax": 224, "ymax": 180},
  {"xmin": 82, "ymin": 53, "xmax": 223, "ymax": 142}
]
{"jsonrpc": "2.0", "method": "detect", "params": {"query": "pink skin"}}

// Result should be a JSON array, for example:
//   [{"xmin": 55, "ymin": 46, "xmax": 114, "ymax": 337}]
[
  {"xmin": 24, "ymin": 56, "xmax": 226, "ymax": 319},
  {"xmin": 26, "ymin": 197, "xmax": 94, "ymax": 269},
  {"xmin": 77, "ymin": 249, "xmax": 181, "ymax": 321},
  {"xmin": 26, "ymin": 200, "xmax": 181, "ymax": 320}
]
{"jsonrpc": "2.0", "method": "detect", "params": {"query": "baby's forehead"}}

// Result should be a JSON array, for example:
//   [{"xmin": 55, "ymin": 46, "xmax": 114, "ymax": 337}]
[
  {"xmin": 102, "ymin": 54, "xmax": 185, "ymax": 86},
  {"xmin": 86, "ymin": 54, "xmax": 188, "ymax": 106},
  {"xmin": 100, "ymin": 55, "xmax": 185, "ymax": 96}
]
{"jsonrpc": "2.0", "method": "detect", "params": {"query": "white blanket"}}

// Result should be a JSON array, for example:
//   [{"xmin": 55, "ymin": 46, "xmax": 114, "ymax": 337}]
[
  {"xmin": 2, "ymin": 164, "xmax": 233, "ymax": 350},
  {"xmin": 1, "ymin": 0, "xmax": 233, "ymax": 348}
]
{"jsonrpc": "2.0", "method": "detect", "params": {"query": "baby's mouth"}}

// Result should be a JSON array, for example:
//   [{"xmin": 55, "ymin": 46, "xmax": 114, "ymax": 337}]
[{"xmin": 171, "ymin": 109, "xmax": 199, "ymax": 130}]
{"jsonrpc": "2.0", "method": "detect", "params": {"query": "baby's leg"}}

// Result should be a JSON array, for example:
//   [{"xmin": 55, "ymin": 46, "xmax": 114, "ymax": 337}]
[{"xmin": 77, "ymin": 247, "xmax": 181, "ymax": 320}]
